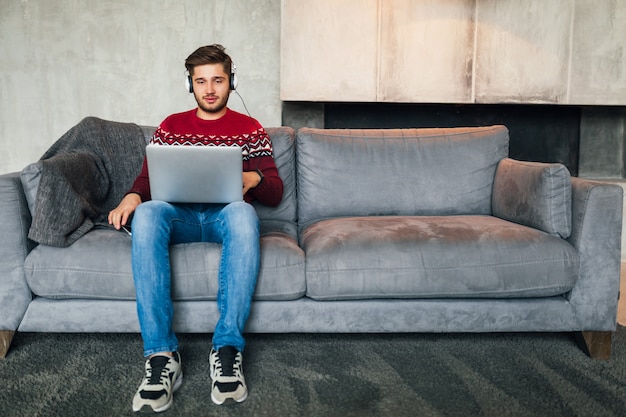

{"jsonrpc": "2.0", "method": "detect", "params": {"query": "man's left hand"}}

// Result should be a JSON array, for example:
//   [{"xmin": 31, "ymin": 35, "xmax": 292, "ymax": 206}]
[{"xmin": 242, "ymin": 170, "xmax": 262, "ymax": 195}]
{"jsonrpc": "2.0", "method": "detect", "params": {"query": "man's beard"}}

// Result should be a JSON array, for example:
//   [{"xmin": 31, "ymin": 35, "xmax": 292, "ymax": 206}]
[{"xmin": 195, "ymin": 92, "xmax": 229, "ymax": 115}]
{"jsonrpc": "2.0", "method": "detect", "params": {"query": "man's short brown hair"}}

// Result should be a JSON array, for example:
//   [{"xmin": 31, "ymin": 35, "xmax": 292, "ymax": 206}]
[{"xmin": 185, "ymin": 44, "xmax": 233, "ymax": 77}]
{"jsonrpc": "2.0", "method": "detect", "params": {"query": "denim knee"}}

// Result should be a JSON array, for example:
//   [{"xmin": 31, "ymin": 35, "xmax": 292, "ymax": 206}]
[
  {"xmin": 133, "ymin": 200, "xmax": 173, "ymax": 226},
  {"xmin": 220, "ymin": 202, "xmax": 259, "ymax": 237}
]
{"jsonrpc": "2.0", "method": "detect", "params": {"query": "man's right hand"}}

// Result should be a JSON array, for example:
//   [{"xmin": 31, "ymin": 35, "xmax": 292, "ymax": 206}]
[{"xmin": 108, "ymin": 193, "xmax": 142, "ymax": 230}]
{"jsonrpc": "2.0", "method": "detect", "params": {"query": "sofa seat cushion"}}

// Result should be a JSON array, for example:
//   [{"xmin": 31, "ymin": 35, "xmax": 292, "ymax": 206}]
[
  {"xmin": 24, "ymin": 229, "xmax": 305, "ymax": 301},
  {"xmin": 302, "ymin": 215, "xmax": 579, "ymax": 300}
]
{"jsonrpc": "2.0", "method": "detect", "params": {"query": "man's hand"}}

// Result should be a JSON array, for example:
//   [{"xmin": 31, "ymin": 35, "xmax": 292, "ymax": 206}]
[
  {"xmin": 108, "ymin": 193, "xmax": 142, "ymax": 230},
  {"xmin": 242, "ymin": 170, "xmax": 263, "ymax": 195}
]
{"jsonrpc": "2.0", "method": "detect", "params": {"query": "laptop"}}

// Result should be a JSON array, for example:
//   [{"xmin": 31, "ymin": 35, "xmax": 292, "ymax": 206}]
[{"xmin": 146, "ymin": 144, "xmax": 243, "ymax": 203}]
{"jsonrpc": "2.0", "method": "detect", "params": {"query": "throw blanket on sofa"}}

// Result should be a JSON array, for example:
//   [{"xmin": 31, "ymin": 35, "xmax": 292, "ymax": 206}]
[{"xmin": 27, "ymin": 117, "xmax": 146, "ymax": 247}]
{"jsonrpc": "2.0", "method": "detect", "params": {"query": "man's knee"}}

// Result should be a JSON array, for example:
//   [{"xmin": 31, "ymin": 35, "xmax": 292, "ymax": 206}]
[
  {"xmin": 221, "ymin": 202, "xmax": 259, "ymax": 236},
  {"xmin": 133, "ymin": 201, "xmax": 174, "ymax": 228},
  {"xmin": 224, "ymin": 201, "xmax": 257, "ymax": 220}
]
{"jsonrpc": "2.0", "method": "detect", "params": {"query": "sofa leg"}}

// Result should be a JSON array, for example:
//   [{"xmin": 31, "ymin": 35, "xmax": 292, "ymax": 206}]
[
  {"xmin": 0, "ymin": 330, "xmax": 15, "ymax": 359},
  {"xmin": 578, "ymin": 331, "xmax": 612, "ymax": 360}
]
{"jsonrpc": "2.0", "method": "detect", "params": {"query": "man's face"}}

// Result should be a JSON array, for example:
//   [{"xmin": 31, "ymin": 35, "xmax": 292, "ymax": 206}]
[{"xmin": 190, "ymin": 63, "xmax": 231, "ymax": 120}]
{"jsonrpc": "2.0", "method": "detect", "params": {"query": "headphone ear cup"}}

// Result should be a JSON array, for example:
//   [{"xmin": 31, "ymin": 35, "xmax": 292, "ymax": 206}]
[
  {"xmin": 231, "ymin": 73, "xmax": 238, "ymax": 90},
  {"xmin": 230, "ymin": 62, "xmax": 238, "ymax": 90},
  {"xmin": 186, "ymin": 75, "xmax": 193, "ymax": 93}
]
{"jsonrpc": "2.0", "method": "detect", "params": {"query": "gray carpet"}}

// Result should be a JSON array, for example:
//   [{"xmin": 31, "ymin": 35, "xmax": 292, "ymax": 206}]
[{"xmin": 1, "ymin": 328, "xmax": 625, "ymax": 416}]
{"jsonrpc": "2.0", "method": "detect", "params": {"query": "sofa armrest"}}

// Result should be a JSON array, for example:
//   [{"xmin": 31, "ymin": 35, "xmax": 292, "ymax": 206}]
[
  {"xmin": 0, "ymin": 172, "xmax": 34, "ymax": 332},
  {"xmin": 567, "ymin": 178, "xmax": 623, "ymax": 329}
]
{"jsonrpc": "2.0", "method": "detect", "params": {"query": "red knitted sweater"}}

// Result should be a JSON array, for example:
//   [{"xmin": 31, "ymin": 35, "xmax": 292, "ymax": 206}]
[{"xmin": 127, "ymin": 108, "xmax": 283, "ymax": 206}]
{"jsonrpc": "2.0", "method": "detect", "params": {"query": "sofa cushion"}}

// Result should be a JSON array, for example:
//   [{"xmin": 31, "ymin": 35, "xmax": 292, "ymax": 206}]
[
  {"xmin": 302, "ymin": 215, "xmax": 579, "ymax": 300},
  {"xmin": 296, "ymin": 126, "xmax": 509, "ymax": 232},
  {"xmin": 253, "ymin": 127, "xmax": 298, "ymax": 237},
  {"xmin": 492, "ymin": 158, "xmax": 572, "ymax": 239},
  {"xmin": 20, "ymin": 161, "xmax": 40, "ymax": 214},
  {"xmin": 23, "ymin": 228, "xmax": 305, "ymax": 301}
]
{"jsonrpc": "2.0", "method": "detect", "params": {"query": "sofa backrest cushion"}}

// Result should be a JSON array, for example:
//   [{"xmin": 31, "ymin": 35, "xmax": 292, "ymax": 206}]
[
  {"xmin": 492, "ymin": 158, "xmax": 572, "ymax": 238},
  {"xmin": 252, "ymin": 127, "xmax": 298, "ymax": 235},
  {"xmin": 296, "ymin": 126, "xmax": 509, "ymax": 231}
]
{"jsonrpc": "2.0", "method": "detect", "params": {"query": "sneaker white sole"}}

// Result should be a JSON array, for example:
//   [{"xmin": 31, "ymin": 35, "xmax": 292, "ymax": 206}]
[{"xmin": 210, "ymin": 386, "xmax": 248, "ymax": 405}]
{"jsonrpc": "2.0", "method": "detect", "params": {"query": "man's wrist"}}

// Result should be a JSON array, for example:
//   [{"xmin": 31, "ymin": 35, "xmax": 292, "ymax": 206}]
[{"xmin": 255, "ymin": 169, "xmax": 264, "ymax": 186}]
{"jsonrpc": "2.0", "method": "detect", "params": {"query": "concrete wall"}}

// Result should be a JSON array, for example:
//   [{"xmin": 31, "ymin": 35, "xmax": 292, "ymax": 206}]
[
  {"xmin": 281, "ymin": 0, "xmax": 626, "ymax": 105},
  {"xmin": 0, "ymin": 0, "xmax": 281, "ymax": 174}
]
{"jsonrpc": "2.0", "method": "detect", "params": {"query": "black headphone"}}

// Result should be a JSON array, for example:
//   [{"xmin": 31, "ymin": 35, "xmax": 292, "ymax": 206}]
[{"xmin": 186, "ymin": 61, "xmax": 238, "ymax": 93}]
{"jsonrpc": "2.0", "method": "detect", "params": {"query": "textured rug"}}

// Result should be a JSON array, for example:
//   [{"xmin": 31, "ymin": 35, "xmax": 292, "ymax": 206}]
[{"xmin": 1, "ymin": 327, "xmax": 625, "ymax": 417}]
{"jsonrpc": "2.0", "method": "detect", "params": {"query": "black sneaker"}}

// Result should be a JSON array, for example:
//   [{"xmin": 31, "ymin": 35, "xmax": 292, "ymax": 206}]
[
  {"xmin": 209, "ymin": 346, "xmax": 248, "ymax": 404},
  {"xmin": 132, "ymin": 352, "xmax": 183, "ymax": 413}
]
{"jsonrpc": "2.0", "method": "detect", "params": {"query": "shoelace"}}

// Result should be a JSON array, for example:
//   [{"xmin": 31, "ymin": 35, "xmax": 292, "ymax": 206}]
[
  {"xmin": 215, "ymin": 350, "xmax": 238, "ymax": 377},
  {"xmin": 147, "ymin": 356, "xmax": 170, "ymax": 385}
]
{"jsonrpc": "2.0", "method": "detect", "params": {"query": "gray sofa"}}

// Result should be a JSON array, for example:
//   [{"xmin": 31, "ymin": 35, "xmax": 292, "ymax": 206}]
[{"xmin": 1, "ymin": 123, "xmax": 623, "ymax": 359}]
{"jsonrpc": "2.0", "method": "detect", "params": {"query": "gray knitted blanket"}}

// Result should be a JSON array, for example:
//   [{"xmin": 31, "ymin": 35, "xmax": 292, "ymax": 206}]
[{"xmin": 27, "ymin": 117, "xmax": 146, "ymax": 247}]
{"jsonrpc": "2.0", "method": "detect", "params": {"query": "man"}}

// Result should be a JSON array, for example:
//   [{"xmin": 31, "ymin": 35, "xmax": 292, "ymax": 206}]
[{"xmin": 108, "ymin": 44, "xmax": 283, "ymax": 413}]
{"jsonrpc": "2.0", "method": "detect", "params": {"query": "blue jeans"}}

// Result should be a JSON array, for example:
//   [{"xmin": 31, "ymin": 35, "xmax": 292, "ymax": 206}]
[{"xmin": 131, "ymin": 200, "xmax": 260, "ymax": 357}]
